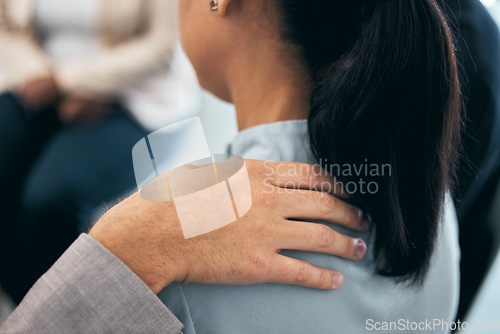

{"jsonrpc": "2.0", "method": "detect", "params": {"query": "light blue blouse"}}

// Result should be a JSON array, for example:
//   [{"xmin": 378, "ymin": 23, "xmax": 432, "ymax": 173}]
[{"xmin": 159, "ymin": 120, "xmax": 460, "ymax": 334}]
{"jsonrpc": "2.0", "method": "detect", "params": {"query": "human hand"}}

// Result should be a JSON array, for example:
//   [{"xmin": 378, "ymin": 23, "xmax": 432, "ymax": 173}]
[
  {"xmin": 89, "ymin": 160, "xmax": 370, "ymax": 294},
  {"xmin": 19, "ymin": 75, "xmax": 60, "ymax": 109},
  {"xmin": 58, "ymin": 96, "xmax": 112, "ymax": 125}
]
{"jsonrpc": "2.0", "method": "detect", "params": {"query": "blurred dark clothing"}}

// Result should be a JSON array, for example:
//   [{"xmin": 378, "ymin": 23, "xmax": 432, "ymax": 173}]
[
  {"xmin": 0, "ymin": 92, "xmax": 147, "ymax": 303},
  {"xmin": 443, "ymin": 0, "xmax": 500, "ymax": 320}
]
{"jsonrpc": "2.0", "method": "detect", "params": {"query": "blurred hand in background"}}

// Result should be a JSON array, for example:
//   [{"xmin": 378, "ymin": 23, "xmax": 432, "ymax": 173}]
[
  {"xmin": 19, "ymin": 75, "xmax": 60, "ymax": 109},
  {"xmin": 58, "ymin": 96, "xmax": 113, "ymax": 125}
]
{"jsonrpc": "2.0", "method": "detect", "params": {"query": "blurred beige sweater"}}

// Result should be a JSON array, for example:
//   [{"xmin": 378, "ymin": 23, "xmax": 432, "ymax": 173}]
[{"xmin": 0, "ymin": 0, "xmax": 200, "ymax": 130}]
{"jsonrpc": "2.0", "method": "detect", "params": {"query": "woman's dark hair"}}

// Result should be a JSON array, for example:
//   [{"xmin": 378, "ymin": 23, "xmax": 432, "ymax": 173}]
[{"xmin": 275, "ymin": 0, "xmax": 462, "ymax": 283}]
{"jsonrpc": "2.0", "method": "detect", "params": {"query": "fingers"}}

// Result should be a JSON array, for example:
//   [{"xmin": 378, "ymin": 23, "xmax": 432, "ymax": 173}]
[
  {"xmin": 277, "ymin": 221, "xmax": 367, "ymax": 260},
  {"xmin": 268, "ymin": 255, "xmax": 344, "ymax": 290},
  {"xmin": 263, "ymin": 161, "xmax": 347, "ymax": 198},
  {"xmin": 277, "ymin": 189, "xmax": 371, "ymax": 231},
  {"xmin": 59, "ymin": 99, "xmax": 109, "ymax": 124},
  {"xmin": 58, "ymin": 102, "xmax": 79, "ymax": 123},
  {"xmin": 20, "ymin": 76, "xmax": 59, "ymax": 107}
]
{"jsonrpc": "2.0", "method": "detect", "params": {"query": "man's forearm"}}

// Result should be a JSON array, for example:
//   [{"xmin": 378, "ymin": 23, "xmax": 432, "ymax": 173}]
[{"xmin": 0, "ymin": 234, "xmax": 183, "ymax": 334}]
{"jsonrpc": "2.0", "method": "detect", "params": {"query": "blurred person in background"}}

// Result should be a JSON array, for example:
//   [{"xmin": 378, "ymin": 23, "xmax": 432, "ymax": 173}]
[
  {"xmin": 0, "ymin": 0, "xmax": 200, "ymax": 304},
  {"xmin": 442, "ymin": 0, "xmax": 500, "ymax": 319}
]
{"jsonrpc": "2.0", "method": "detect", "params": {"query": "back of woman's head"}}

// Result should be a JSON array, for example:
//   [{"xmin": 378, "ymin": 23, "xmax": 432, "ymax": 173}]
[{"xmin": 274, "ymin": 0, "xmax": 461, "ymax": 283}]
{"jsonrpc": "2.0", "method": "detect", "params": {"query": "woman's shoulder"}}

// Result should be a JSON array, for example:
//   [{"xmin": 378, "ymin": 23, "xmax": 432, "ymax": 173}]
[{"xmin": 158, "ymin": 198, "xmax": 460, "ymax": 334}]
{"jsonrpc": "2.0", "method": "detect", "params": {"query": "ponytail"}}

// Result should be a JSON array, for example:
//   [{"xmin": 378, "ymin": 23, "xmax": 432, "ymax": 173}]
[{"xmin": 276, "ymin": 0, "xmax": 461, "ymax": 283}]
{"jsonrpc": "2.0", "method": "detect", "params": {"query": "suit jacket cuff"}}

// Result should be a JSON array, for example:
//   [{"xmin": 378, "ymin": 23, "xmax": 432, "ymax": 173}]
[{"xmin": 1, "ymin": 234, "xmax": 183, "ymax": 334}]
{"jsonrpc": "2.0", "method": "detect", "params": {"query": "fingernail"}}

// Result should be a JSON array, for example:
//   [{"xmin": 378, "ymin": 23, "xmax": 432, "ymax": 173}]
[
  {"xmin": 355, "ymin": 238, "xmax": 367, "ymax": 259},
  {"xmin": 332, "ymin": 274, "xmax": 343, "ymax": 289}
]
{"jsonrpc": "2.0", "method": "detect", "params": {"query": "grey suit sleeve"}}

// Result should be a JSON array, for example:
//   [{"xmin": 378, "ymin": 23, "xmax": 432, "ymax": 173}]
[{"xmin": 0, "ymin": 234, "xmax": 184, "ymax": 334}]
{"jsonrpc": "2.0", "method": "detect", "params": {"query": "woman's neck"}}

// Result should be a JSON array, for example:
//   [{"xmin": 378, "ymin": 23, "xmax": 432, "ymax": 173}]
[{"xmin": 226, "ymin": 44, "xmax": 312, "ymax": 131}]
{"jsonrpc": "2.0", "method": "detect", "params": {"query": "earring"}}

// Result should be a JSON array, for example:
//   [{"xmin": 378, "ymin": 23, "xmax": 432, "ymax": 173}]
[{"xmin": 210, "ymin": 0, "xmax": 218, "ymax": 11}]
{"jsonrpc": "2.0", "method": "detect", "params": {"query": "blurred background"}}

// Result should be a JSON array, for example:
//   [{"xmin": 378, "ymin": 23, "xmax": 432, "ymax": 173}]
[
  {"xmin": 463, "ymin": 0, "xmax": 500, "ymax": 326},
  {"xmin": 0, "ymin": 0, "xmax": 499, "ymax": 331}
]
